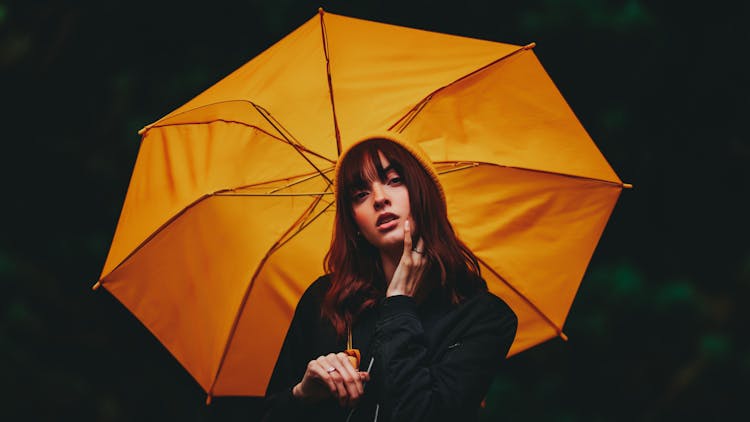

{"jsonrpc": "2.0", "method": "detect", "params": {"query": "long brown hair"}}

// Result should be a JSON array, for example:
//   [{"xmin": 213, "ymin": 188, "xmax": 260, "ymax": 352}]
[{"xmin": 322, "ymin": 138, "xmax": 483, "ymax": 338}]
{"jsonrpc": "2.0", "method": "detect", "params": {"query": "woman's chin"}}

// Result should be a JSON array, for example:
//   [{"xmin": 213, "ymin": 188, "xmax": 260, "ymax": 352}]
[{"xmin": 375, "ymin": 236, "xmax": 405, "ymax": 253}]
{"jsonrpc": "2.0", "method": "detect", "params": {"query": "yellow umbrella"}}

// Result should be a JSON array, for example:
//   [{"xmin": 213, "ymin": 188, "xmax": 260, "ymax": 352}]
[{"xmin": 95, "ymin": 9, "xmax": 629, "ymax": 401}]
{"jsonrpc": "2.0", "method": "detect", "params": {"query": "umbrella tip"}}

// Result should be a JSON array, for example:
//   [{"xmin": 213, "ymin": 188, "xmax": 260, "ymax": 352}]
[
  {"xmin": 622, "ymin": 183, "xmax": 633, "ymax": 189},
  {"xmin": 92, "ymin": 281, "xmax": 101, "ymax": 291},
  {"xmin": 559, "ymin": 332, "xmax": 569, "ymax": 341},
  {"xmin": 206, "ymin": 394, "xmax": 212, "ymax": 405},
  {"xmin": 318, "ymin": 7, "xmax": 324, "ymax": 15},
  {"xmin": 524, "ymin": 42, "xmax": 536, "ymax": 50}
]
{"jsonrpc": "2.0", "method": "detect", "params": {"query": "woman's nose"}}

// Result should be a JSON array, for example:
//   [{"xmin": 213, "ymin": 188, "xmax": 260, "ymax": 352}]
[{"xmin": 372, "ymin": 183, "xmax": 389, "ymax": 209}]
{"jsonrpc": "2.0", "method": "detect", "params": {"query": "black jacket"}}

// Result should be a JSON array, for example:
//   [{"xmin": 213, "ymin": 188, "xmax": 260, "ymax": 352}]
[{"xmin": 262, "ymin": 274, "xmax": 517, "ymax": 422}]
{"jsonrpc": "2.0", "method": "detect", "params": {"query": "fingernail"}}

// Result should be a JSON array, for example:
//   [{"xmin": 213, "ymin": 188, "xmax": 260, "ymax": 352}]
[{"xmin": 405, "ymin": 220, "xmax": 410, "ymax": 230}]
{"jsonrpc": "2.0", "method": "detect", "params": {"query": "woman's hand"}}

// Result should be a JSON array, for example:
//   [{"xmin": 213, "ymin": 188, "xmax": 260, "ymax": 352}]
[
  {"xmin": 387, "ymin": 220, "xmax": 428, "ymax": 297},
  {"xmin": 292, "ymin": 352, "xmax": 370, "ymax": 407}
]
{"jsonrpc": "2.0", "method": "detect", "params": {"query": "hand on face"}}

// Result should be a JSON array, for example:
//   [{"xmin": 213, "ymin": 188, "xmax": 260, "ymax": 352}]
[
  {"xmin": 386, "ymin": 220, "xmax": 428, "ymax": 297},
  {"xmin": 292, "ymin": 352, "xmax": 370, "ymax": 407}
]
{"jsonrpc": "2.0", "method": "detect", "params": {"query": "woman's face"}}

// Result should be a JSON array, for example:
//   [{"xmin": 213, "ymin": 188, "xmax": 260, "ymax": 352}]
[{"xmin": 350, "ymin": 151, "xmax": 413, "ymax": 254}]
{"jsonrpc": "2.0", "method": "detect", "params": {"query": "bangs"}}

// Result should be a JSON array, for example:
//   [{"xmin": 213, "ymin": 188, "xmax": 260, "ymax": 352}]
[{"xmin": 340, "ymin": 141, "xmax": 402, "ymax": 194}]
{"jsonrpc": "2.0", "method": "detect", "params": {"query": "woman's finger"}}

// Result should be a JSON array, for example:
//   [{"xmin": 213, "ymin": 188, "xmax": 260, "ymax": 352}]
[
  {"xmin": 413, "ymin": 238, "xmax": 426, "ymax": 260},
  {"xmin": 309, "ymin": 359, "xmax": 337, "ymax": 395},
  {"xmin": 324, "ymin": 353, "xmax": 360, "ymax": 406},
  {"xmin": 336, "ymin": 352, "xmax": 364, "ymax": 396},
  {"xmin": 402, "ymin": 220, "xmax": 413, "ymax": 262},
  {"xmin": 415, "ymin": 238, "xmax": 425, "ymax": 254},
  {"xmin": 327, "ymin": 353, "xmax": 360, "ymax": 406},
  {"xmin": 317, "ymin": 356, "xmax": 348, "ymax": 403}
]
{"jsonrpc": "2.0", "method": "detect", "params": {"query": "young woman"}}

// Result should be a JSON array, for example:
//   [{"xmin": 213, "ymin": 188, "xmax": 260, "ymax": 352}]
[{"xmin": 263, "ymin": 133, "xmax": 517, "ymax": 422}]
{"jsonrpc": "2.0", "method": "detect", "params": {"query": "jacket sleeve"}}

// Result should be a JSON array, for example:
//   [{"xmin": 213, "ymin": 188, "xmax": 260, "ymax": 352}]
[
  {"xmin": 370, "ymin": 294, "xmax": 517, "ymax": 422},
  {"xmin": 261, "ymin": 280, "xmax": 321, "ymax": 421}
]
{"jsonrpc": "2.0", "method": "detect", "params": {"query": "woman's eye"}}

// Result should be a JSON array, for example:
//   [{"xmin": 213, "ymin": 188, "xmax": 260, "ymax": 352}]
[
  {"xmin": 388, "ymin": 176, "xmax": 402, "ymax": 185},
  {"xmin": 352, "ymin": 191, "xmax": 369, "ymax": 201}
]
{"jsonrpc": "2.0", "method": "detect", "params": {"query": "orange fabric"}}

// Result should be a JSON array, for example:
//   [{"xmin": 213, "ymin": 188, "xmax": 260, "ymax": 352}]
[{"xmin": 98, "ymin": 10, "xmax": 626, "ymax": 398}]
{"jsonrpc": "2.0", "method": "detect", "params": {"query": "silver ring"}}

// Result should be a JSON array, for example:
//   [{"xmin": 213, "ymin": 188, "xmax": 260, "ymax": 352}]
[
  {"xmin": 412, "ymin": 248, "xmax": 424, "ymax": 255},
  {"xmin": 326, "ymin": 366, "xmax": 337, "ymax": 373}
]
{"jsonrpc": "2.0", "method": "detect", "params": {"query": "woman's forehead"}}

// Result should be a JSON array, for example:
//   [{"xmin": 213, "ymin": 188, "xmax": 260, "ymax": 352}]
[
  {"xmin": 376, "ymin": 151, "xmax": 392, "ymax": 169},
  {"xmin": 352, "ymin": 149, "xmax": 392, "ymax": 185}
]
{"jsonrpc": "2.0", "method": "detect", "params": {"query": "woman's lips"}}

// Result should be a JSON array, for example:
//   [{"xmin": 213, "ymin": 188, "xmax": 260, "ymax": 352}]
[
  {"xmin": 377, "ymin": 219, "xmax": 399, "ymax": 232},
  {"xmin": 376, "ymin": 213, "xmax": 399, "ymax": 231}
]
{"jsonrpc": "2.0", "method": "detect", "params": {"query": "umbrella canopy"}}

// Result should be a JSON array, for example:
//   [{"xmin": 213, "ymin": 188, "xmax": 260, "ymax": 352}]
[{"xmin": 96, "ymin": 9, "xmax": 628, "ymax": 400}]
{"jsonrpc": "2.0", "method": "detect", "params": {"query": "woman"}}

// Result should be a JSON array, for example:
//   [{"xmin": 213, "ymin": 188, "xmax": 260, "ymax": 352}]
[{"xmin": 263, "ymin": 133, "xmax": 517, "ymax": 422}]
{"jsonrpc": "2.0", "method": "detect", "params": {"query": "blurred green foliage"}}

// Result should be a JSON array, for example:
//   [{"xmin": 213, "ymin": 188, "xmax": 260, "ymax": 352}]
[
  {"xmin": 519, "ymin": 0, "xmax": 656, "ymax": 32},
  {"xmin": 1, "ymin": 0, "xmax": 747, "ymax": 420}
]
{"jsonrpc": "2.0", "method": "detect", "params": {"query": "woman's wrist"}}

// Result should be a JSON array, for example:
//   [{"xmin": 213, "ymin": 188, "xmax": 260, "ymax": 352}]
[{"xmin": 292, "ymin": 382, "xmax": 304, "ymax": 400}]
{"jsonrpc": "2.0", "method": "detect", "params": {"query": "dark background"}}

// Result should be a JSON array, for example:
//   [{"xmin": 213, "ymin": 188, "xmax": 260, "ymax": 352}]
[{"xmin": 2, "ymin": 0, "xmax": 748, "ymax": 420}]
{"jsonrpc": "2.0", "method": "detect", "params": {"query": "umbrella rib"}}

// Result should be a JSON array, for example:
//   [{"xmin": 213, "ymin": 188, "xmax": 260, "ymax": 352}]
[
  {"xmin": 251, "ymin": 102, "xmax": 335, "ymax": 186},
  {"xmin": 98, "ymin": 188, "xmax": 263, "ymax": 280},
  {"xmin": 389, "ymin": 43, "xmax": 535, "ymax": 133},
  {"xmin": 216, "ymin": 192, "xmax": 333, "ymax": 197},
  {"xmin": 434, "ymin": 162, "xmax": 481, "ymax": 175},
  {"xmin": 390, "ymin": 94, "xmax": 434, "ymax": 134},
  {"xmin": 476, "ymin": 256, "xmax": 568, "ymax": 341},
  {"xmin": 98, "ymin": 184, "xmax": 331, "ymax": 281},
  {"xmin": 216, "ymin": 192, "xmax": 335, "ymax": 210},
  {"xmin": 208, "ymin": 193, "xmax": 333, "ymax": 396},
  {"xmin": 246, "ymin": 103, "xmax": 302, "ymax": 151},
  {"xmin": 98, "ymin": 193, "xmax": 214, "ymax": 280},
  {"xmin": 248, "ymin": 102, "xmax": 303, "ymax": 147},
  {"xmin": 268, "ymin": 167, "xmax": 335, "ymax": 194},
  {"xmin": 272, "ymin": 197, "xmax": 335, "ymax": 252},
  {"xmin": 216, "ymin": 168, "xmax": 334, "ymax": 194},
  {"xmin": 319, "ymin": 8, "xmax": 343, "ymax": 156},
  {"xmin": 148, "ymin": 111, "xmax": 336, "ymax": 165},
  {"xmin": 99, "ymin": 164, "xmax": 335, "ymax": 278},
  {"xmin": 434, "ymin": 160, "xmax": 624, "ymax": 187}
]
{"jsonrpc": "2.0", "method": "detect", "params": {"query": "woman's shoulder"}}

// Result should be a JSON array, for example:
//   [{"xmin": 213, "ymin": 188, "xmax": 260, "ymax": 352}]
[
  {"xmin": 477, "ymin": 290, "xmax": 516, "ymax": 320},
  {"xmin": 460, "ymin": 280, "xmax": 517, "ymax": 325},
  {"xmin": 304, "ymin": 273, "xmax": 333, "ymax": 294},
  {"xmin": 295, "ymin": 274, "xmax": 333, "ymax": 309}
]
